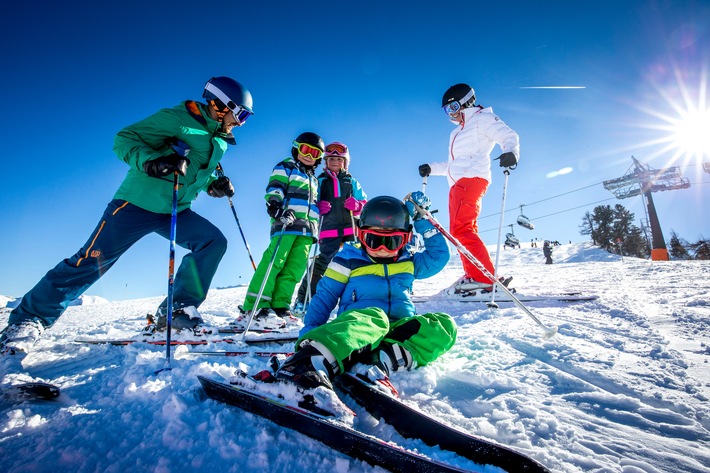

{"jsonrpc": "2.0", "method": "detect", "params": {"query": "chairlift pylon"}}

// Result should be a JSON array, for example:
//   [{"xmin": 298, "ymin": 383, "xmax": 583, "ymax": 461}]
[{"xmin": 517, "ymin": 205, "xmax": 534, "ymax": 230}]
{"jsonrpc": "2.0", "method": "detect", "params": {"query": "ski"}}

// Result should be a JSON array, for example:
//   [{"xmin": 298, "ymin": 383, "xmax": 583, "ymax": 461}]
[
  {"xmin": 335, "ymin": 372, "xmax": 551, "ymax": 473},
  {"xmin": 198, "ymin": 375, "xmax": 472, "ymax": 473},
  {"xmin": 1, "ymin": 382, "xmax": 61, "ymax": 402},
  {"xmin": 412, "ymin": 292, "xmax": 598, "ymax": 304},
  {"xmin": 74, "ymin": 331, "xmax": 298, "ymax": 346},
  {"xmin": 182, "ymin": 350, "xmax": 294, "ymax": 357},
  {"xmin": 217, "ymin": 320, "xmax": 303, "ymax": 334}
]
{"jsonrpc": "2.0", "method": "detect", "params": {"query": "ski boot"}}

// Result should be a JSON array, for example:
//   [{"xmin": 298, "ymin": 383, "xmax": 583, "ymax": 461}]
[{"xmin": 275, "ymin": 341, "xmax": 338, "ymax": 391}]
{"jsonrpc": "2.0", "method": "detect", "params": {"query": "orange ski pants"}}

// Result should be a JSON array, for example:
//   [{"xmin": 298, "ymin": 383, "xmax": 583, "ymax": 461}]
[{"xmin": 449, "ymin": 177, "xmax": 495, "ymax": 283}]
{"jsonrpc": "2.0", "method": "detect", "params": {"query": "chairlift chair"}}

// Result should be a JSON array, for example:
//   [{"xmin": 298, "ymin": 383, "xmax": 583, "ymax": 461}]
[
  {"xmin": 517, "ymin": 205, "xmax": 534, "ymax": 230},
  {"xmin": 504, "ymin": 224, "xmax": 521, "ymax": 249}
]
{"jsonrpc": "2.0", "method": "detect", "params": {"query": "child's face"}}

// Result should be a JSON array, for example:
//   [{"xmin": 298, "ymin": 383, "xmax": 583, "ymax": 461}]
[
  {"xmin": 297, "ymin": 152, "xmax": 317, "ymax": 167},
  {"xmin": 365, "ymin": 246, "xmax": 400, "ymax": 258},
  {"xmin": 325, "ymin": 156, "xmax": 345, "ymax": 172}
]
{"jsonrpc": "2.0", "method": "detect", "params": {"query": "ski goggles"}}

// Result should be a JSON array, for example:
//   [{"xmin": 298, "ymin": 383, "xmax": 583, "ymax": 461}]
[
  {"xmin": 359, "ymin": 228, "xmax": 410, "ymax": 252},
  {"xmin": 443, "ymin": 89, "xmax": 474, "ymax": 116},
  {"xmin": 205, "ymin": 82, "xmax": 253, "ymax": 125},
  {"xmin": 325, "ymin": 142, "xmax": 348, "ymax": 157},
  {"xmin": 293, "ymin": 141, "xmax": 324, "ymax": 160}
]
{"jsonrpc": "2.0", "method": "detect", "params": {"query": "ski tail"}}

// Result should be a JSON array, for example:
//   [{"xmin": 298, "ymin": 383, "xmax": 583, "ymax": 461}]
[{"xmin": 335, "ymin": 372, "xmax": 551, "ymax": 473}]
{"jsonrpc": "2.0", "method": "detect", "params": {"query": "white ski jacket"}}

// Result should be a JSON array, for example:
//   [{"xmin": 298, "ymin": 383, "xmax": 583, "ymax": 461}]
[{"xmin": 429, "ymin": 106, "xmax": 520, "ymax": 187}]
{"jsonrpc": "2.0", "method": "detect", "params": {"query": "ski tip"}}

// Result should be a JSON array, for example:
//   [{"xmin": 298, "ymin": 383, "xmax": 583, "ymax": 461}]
[
  {"xmin": 4, "ymin": 382, "xmax": 61, "ymax": 401},
  {"xmin": 154, "ymin": 366, "xmax": 173, "ymax": 375}
]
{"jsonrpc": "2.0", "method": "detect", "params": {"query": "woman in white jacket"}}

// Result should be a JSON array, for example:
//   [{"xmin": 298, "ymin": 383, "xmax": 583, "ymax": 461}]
[{"xmin": 419, "ymin": 83, "xmax": 519, "ymax": 291}]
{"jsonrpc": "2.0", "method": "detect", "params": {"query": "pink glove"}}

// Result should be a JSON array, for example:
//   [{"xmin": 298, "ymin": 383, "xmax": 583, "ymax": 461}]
[
  {"xmin": 344, "ymin": 196, "xmax": 364, "ymax": 214},
  {"xmin": 318, "ymin": 200, "xmax": 332, "ymax": 215}
]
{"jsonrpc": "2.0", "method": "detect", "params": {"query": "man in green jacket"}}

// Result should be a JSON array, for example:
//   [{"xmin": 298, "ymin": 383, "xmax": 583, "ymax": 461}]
[{"xmin": 0, "ymin": 76, "xmax": 253, "ymax": 365}]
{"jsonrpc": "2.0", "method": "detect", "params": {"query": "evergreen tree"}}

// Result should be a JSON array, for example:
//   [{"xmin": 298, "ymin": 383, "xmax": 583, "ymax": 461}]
[
  {"xmin": 579, "ymin": 211, "xmax": 596, "ymax": 244},
  {"xmin": 622, "ymin": 225, "xmax": 650, "ymax": 258},
  {"xmin": 612, "ymin": 204, "xmax": 635, "ymax": 244},
  {"xmin": 589, "ymin": 205, "xmax": 615, "ymax": 251},
  {"xmin": 580, "ymin": 204, "xmax": 652, "ymax": 258},
  {"xmin": 689, "ymin": 235, "xmax": 710, "ymax": 260},
  {"xmin": 668, "ymin": 230, "xmax": 692, "ymax": 260}
]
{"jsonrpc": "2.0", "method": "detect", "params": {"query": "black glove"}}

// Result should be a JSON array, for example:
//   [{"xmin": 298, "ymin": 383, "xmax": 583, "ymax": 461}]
[
  {"xmin": 266, "ymin": 200, "xmax": 282, "ymax": 218},
  {"xmin": 266, "ymin": 201, "xmax": 296, "ymax": 225},
  {"xmin": 143, "ymin": 154, "xmax": 190, "ymax": 177},
  {"xmin": 208, "ymin": 176, "xmax": 235, "ymax": 198},
  {"xmin": 497, "ymin": 152, "xmax": 518, "ymax": 168},
  {"xmin": 418, "ymin": 164, "xmax": 431, "ymax": 177}
]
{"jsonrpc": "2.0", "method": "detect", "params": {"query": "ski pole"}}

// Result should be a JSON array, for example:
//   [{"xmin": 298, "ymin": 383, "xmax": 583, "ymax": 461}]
[
  {"xmin": 349, "ymin": 190, "xmax": 359, "ymax": 243},
  {"xmin": 304, "ymin": 215, "xmax": 323, "ymax": 309},
  {"xmin": 422, "ymin": 175, "xmax": 428, "ymax": 194},
  {"xmin": 404, "ymin": 194, "xmax": 557, "ymax": 337},
  {"xmin": 164, "ymin": 169, "xmax": 179, "ymax": 367},
  {"xmin": 216, "ymin": 164, "xmax": 257, "ymax": 271},
  {"xmin": 240, "ymin": 201, "xmax": 292, "ymax": 340},
  {"xmin": 489, "ymin": 169, "xmax": 511, "ymax": 308}
]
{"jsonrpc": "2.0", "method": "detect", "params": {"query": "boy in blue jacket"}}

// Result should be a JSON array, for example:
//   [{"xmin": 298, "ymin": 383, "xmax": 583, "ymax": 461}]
[{"xmin": 275, "ymin": 193, "xmax": 457, "ymax": 390}]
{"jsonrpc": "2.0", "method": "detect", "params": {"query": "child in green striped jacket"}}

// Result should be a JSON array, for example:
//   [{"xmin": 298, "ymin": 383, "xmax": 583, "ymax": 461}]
[{"xmin": 238, "ymin": 132, "xmax": 325, "ymax": 328}]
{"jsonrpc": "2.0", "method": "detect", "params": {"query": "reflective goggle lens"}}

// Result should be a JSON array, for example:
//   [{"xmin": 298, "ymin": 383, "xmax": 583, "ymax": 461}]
[
  {"xmin": 325, "ymin": 143, "xmax": 348, "ymax": 157},
  {"xmin": 361, "ymin": 229, "xmax": 409, "ymax": 252},
  {"xmin": 233, "ymin": 107, "xmax": 252, "ymax": 125},
  {"xmin": 443, "ymin": 101, "xmax": 461, "ymax": 116},
  {"xmin": 293, "ymin": 141, "xmax": 323, "ymax": 160}
]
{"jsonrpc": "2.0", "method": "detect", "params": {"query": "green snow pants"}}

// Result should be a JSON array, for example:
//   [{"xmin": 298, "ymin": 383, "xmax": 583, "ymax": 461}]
[
  {"xmin": 297, "ymin": 307, "xmax": 457, "ymax": 373},
  {"xmin": 242, "ymin": 233, "xmax": 312, "ymax": 311}
]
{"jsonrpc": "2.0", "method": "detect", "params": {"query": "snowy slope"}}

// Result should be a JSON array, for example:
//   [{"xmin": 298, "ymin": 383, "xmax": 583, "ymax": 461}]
[{"xmin": 1, "ymin": 242, "xmax": 709, "ymax": 473}]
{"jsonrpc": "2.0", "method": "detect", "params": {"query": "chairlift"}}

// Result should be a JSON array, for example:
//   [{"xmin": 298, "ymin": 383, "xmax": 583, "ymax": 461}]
[
  {"xmin": 504, "ymin": 224, "xmax": 520, "ymax": 249},
  {"xmin": 517, "ymin": 205, "xmax": 534, "ymax": 230}
]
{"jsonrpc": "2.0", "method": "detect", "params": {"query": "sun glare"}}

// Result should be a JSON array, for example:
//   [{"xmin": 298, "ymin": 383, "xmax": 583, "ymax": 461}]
[
  {"xmin": 670, "ymin": 109, "xmax": 710, "ymax": 158},
  {"xmin": 626, "ymin": 66, "xmax": 710, "ymax": 169}
]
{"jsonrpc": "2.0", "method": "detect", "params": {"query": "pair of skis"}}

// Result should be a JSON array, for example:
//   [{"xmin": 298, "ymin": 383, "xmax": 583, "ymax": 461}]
[{"xmin": 199, "ymin": 370, "xmax": 551, "ymax": 473}]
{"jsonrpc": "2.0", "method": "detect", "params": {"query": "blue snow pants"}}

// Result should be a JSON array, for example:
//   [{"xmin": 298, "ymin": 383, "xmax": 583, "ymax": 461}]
[{"xmin": 9, "ymin": 199, "xmax": 227, "ymax": 328}]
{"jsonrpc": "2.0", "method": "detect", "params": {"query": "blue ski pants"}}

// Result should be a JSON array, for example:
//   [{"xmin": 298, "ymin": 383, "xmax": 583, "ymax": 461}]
[{"xmin": 9, "ymin": 199, "xmax": 227, "ymax": 328}]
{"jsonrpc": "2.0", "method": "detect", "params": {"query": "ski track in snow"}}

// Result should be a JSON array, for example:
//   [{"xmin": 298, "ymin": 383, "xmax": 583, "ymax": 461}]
[{"xmin": 1, "ymin": 242, "xmax": 709, "ymax": 473}]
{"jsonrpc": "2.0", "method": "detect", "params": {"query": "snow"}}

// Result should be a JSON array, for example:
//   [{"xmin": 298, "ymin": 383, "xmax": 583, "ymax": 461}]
[{"xmin": 1, "ymin": 242, "xmax": 709, "ymax": 473}]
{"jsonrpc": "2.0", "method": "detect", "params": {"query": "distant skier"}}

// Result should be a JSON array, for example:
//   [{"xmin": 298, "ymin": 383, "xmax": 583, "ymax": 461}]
[
  {"xmin": 0, "ymin": 77, "xmax": 252, "ymax": 372},
  {"xmin": 543, "ymin": 241, "xmax": 553, "ymax": 264},
  {"xmin": 294, "ymin": 142, "xmax": 368, "ymax": 313},
  {"xmin": 274, "ymin": 194, "xmax": 457, "ymax": 390},
  {"xmin": 418, "ymin": 83, "xmax": 519, "ymax": 293}
]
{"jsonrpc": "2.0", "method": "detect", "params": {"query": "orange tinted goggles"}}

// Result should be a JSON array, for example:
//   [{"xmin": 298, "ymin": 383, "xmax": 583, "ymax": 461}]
[{"xmin": 293, "ymin": 141, "xmax": 323, "ymax": 160}]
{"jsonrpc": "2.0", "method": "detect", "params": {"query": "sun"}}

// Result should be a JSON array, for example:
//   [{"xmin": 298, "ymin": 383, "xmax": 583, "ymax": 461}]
[
  {"xmin": 669, "ymin": 108, "xmax": 710, "ymax": 159},
  {"xmin": 624, "ymin": 66, "xmax": 710, "ymax": 168}
]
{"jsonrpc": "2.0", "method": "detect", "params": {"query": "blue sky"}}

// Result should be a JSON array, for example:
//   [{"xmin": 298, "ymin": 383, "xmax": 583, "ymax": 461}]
[{"xmin": 1, "ymin": 1, "xmax": 708, "ymax": 301}]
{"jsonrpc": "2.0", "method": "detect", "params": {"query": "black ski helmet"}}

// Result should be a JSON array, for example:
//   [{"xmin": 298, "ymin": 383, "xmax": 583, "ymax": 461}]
[
  {"xmin": 441, "ymin": 83, "xmax": 476, "ymax": 109},
  {"xmin": 358, "ymin": 196, "xmax": 412, "ymax": 232},
  {"xmin": 203, "ymin": 76, "xmax": 254, "ymax": 113},
  {"xmin": 291, "ymin": 131, "xmax": 325, "ymax": 160}
]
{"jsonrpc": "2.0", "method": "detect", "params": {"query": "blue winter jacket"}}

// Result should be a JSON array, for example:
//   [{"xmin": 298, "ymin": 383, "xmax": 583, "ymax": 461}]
[{"xmin": 301, "ymin": 218, "xmax": 450, "ymax": 336}]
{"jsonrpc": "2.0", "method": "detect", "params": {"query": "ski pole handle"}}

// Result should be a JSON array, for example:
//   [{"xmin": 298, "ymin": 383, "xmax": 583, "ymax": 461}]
[{"xmin": 170, "ymin": 139, "xmax": 190, "ymax": 158}]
